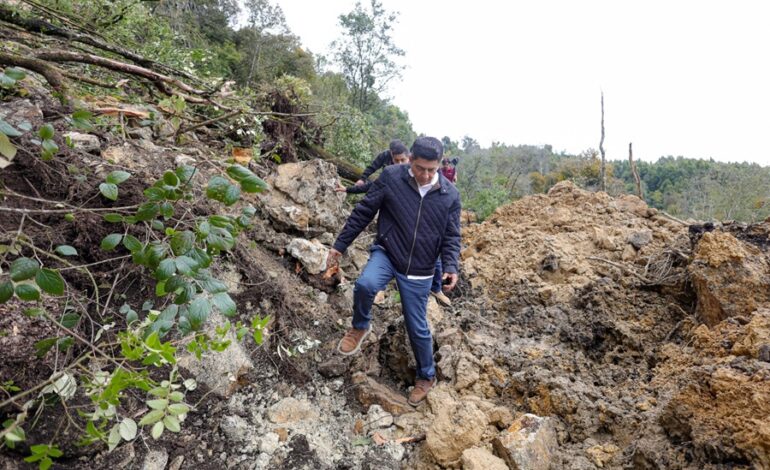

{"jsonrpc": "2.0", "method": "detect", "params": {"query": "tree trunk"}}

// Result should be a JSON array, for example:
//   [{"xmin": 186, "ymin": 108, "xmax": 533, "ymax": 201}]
[
  {"xmin": 629, "ymin": 142, "xmax": 643, "ymax": 199},
  {"xmin": 301, "ymin": 144, "xmax": 363, "ymax": 182},
  {"xmin": 599, "ymin": 91, "xmax": 606, "ymax": 192}
]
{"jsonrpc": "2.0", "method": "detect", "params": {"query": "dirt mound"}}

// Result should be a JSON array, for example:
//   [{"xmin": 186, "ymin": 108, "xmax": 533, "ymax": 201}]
[{"xmin": 462, "ymin": 181, "xmax": 689, "ymax": 307}]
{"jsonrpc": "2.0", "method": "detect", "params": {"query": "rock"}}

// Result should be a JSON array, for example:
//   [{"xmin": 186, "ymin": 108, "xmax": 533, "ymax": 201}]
[
  {"xmin": 455, "ymin": 355, "xmax": 481, "ymax": 391},
  {"xmin": 493, "ymin": 414, "xmax": 557, "ymax": 470},
  {"xmin": 257, "ymin": 160, "xmax": 348, "ymax": 234},
  {"xmin": 275, "ymin": 427, "xmax": 289, "ymax": 442},
  {"xmin": 627, "ymin": 230, "xmax": 653, "ymax": 249},
  {"xmin": 142, "ymin": 449, "xmax": 169, "ymax": 470},
  {"xmin": 174, "ymin": 153, "xmax": 196, "ymax": 166},
  {"xmin": 0, "ymin": 99, "xmax": 43, "ymax": 128},
  {"xmin": 287, "ymin": 238, "xmax": 329, "ymax": 274},
  {"xmin": 352, "ymin": 373, "xmax": 412, "ymax": 416},
  {"xmin": 63, "ymin": 132, "xmax": 100, "ymax": 153},
  {"xmin": 177, "ymin": 313, "xmax": 253, "ymax": 397},
  {"xmin": 267, "ymin": 397, "xmax": 318, "ymax": 424},
  {"xmin": 426, "ymin": 296, "xmax": 443, "ymax": 333},
  {"xmin": 366, "ymin": 404, "xmax": 394, "ymax": 429},
  {"xmin": 128, "ymin": 126, "xmax": 153, "ymax": 140},
  {"xmin": 220, "ymin": 415, "xmax": 251, "ymax": 442},
  {"xmin": 586, "ymin": 443, "xmax": 620, "ymax": 468},
  {"xmin": 318, "ymin": 356, "xmax": 348, "ymax": 378},
  {"xmin": 688, "ymin": 231, "xmax": 770, "ymax": 325},
  {"xmin": 425, "ymin": 399, "xmax": 488, "ymax": 466},
  {"xmin": 259, "ymin": 432, "xmax": 281, "ymax": 454},
  {"xmin": 731, "ymin": 309, "xmax": 770, "ymax": 359},
  {"xmin": 168, "ymin": 455, "xmax": 185, "ymax": 470},
  {"xmin": 436, "ymin": 345, "xmax": 455, "ymax": 380},
  {"xmin": 461, "ymin": 447, "xmax": 508, "ymax": 470}
]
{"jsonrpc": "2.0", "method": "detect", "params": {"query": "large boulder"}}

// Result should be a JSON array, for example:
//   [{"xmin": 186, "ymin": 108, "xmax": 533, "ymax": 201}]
[
  {"xmin": 257, "ymin": 160, "xmax": 347, "ymax": 235},
  {"xmin": 688, "ymin": 231, "xmax": 770, "ymax": 326},
  {"xmin": 493, "ymin": 414, "xmax": 557, "ymax": 470}
]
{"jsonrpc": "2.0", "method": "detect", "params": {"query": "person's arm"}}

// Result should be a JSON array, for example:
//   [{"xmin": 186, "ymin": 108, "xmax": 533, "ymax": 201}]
[
  {"xmin": 332, "ymin": 170, "xmax": 389, "ymax": 254},
  {"xmin": 440, "ymin": 196, "xmax": 462, "ymax": 291},
  {"xmin": 345, "ymin": 180, "xmax": 373, "ymax": 194},
  {"xmin": 360, "ymin": 150, "xmax": 390, "ymax": 181}
]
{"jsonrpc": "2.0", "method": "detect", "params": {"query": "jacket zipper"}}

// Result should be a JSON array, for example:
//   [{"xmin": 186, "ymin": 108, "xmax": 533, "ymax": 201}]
[{"xmin": 405, "ymin": 195, "xmax": 424, "ymax": 275}]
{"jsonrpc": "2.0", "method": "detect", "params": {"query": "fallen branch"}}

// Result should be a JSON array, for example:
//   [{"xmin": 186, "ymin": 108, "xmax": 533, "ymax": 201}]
[
  {"xmin": 34, "ymin": 49, "xmax": 206, "ymax": 96},
  {"xmin": 175, "ymin": 109, "xmax": 242, "ymax": 138},
  {"xmin": 0, "ymin": 51, "xmax": 67, "ymax": 96},
  {"xmin": 586, "ymin": 256, "xmax": 651, "ymax": 283}
]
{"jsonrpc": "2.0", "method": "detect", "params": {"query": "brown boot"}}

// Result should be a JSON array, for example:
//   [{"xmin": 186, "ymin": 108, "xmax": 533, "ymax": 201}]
[
  {"xmin": 408, "ymin": 377, "xmax": 436, "ymax": 406},
  {"xmin": 430, "ymin": 290, "xmax": 452, "ymax": 306},
  {"xmin": 336, "ymin": 325, "xmax": 372, "ymax": 356}
]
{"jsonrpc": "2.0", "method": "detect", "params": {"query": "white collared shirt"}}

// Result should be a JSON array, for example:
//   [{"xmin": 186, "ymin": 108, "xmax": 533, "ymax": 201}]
[{"xmin": 408, "ymin": 168, "xmax": 439, "ymax": 198}]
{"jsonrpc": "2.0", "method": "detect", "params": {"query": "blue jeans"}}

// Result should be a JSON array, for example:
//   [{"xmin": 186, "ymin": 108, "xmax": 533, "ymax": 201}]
[
  {"xmin": 353, "ymin": 246, "xmax": 435, "ymax": 380},
  {"xmin": 431, "ymin": 258, "xmax": 443, "ymax": 293}
]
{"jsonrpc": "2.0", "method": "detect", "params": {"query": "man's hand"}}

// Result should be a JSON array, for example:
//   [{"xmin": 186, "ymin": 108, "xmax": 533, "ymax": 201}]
[
  {"xmin": 442, "ymin": 272, "xmax": 458, "ymax": 292},
  {"xmin": 326, "ymin": 248, "xmax": 342, "ymax": 270},
  {"xmin": 334, "ymin": 183, "xmax": 347, "ymax": 193},
  {"xmin": 354, "ymin": 179, "xmax": 366, "ymax": 187}
]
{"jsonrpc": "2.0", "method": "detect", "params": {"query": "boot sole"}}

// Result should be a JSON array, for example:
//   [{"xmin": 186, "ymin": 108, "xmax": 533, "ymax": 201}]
[{"xmin": 336, "ymin": 325, "xmax": 372, "ymax": 356}]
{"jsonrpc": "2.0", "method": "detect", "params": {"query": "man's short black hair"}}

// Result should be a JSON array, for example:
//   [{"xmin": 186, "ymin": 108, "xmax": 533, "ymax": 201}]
[
  {"xmin": 389, "ymin": 139, "xmax": 408, "ymax": 156},
  {"xmin": 410, "ymin": 137, "xmax": 443, "ymax": 161}
]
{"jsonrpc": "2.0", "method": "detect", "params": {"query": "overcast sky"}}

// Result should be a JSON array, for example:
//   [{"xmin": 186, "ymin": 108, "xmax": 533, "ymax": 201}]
[{"xmin": 276, "ymin": 0, "xmax": 770, "ymax": 165}]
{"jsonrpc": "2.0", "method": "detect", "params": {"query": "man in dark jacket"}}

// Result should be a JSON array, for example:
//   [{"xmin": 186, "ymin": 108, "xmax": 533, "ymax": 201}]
[
  {"xmin": 326, "ymin": 136, "xmax": 461, "ymax": 406},
  {"xmin": 337, "ymin": 150, "xmax": 409, "ymax": 194},
  {"xmin": 353, "ymin": 139, "xmax": 409, "ymax": 189}
]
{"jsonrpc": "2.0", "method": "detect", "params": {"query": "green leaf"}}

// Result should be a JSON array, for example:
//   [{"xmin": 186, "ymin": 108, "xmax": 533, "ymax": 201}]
[
  {"xmin": 151, "ymin": 421, "xmax": 164, "ymax": 439},
  {"xmin": 212, "ymin": 292, "xmax": 236, "ymax": 317},
  {"xmin": 16, "ymin": 283, "xmax": 40, "ymax": 301},
  {"xmin": 147, "ymin": 399, "xmax": 168, "ymax": 410},
  {"xmin": 175, "ymin": 165, "xmax": 196, "ymax": 184},
  {"xmin": 170, "ymin": 230, "xmax": 195, "ymax": 256},
  {"xmin": 107, "ymin": 425, "xmax": 121, "ymax": 451},
  {"xmin": 103, "ymin": 213, "xmax": 124, "ymax": 223},
  {"xmin": 206, "ymin": 176, "xmax": 240, "ymax": 206},
  {"xmin": 71, "ymin": 110, "xmax": 93, "ymax": 131},
  {"xmin": 168, "ymin": 403, "xmax": 190, "ymax": 415},
  {"xmin": 0, "ymin": 119, "xmax": 22, "ymax": 137},
  {"xmin": 143, "ymin": 186, "xmax": 165, "ymax": 202},
  {"xmin": 10, "ymin": 257, "xmax": 39, "ymax": 282},
  {"xmin": 4, "ymin": 68, "xmax": 26, "ymax": 80},
  {"xmin": 155, "ymin": 259, "xmax": 176, "ymax": 281},
  {"xmin": 168, "ymin": 391, "xmax": 183, "ymax": 402},
  {"xmin": 99, "ymin": 182, "xmax": 118, "ymax": 201},
  {"xmin": 119, "ymin": 418, "xmax": 137, "ymax": 441},
  {"xmin": 106, "ymin": 170, "xmax": 131, "ymax": 185},
  {"xmin": 34, "ymin": 338, "xmax": 57, "ymax": 358},
  {"xmin": 0, "ymin": 281, "xmax": 13, "ymax": 303},
  {"xmin": 122, "ymin": 234, "xmax": 143, "ymax": 253},
  {"xmin": 0, "ymin": 74, "xmax": 16, "ymax": 89},
  {"xmin": 162, "ymin": 171, "xmax": 179, "ymax": 187},
  {"xmin": 54, "ymin": 245, "xmax": 78, "ymax": 256},
  {"xmin": 0, "ymin": 133, "xmax": 17, "ymax": 160},
  {"xmin": 163, "ymin": 415, "xmax": 180, "ymax": 433},
  {"xmin": 225, "ymin": 164, "xmax": 252, "ymax": 182},
  {"xmin": 60, "ymin": 312, "xmax": 79, "ymax": 328},
  {"xmin": 35, "ymin": 269, "xmax": 64, "ymax": 295},
  {"xmin": 135, "ymin": 202, "xmax": 159, "ymax": 221},
  {"xmin": 23, "ymin": 307, "xmax": 45, "ymax": 317},
  {"xmin": 240, "ymin": 175, "xmax": 267, "ymax": 193},
  {"xmin": 187, "ymin": 297, "xmax": 211, "ymax": 330},
  {"xmin": 205, "ymin": 227, "xmax": 234, "ymax": 252},
  {"xmin": 38, "ymin": 123, "xmax": 55, "ymax": 140},
  {"xmin": 101, "ymin": 233, "xmax": 123, "ymax": 250},
  {"xmin": 159, "ymin": 202, "xmax": 174, "ymax": 219},
  {"xmin": 138, "ymin": 409, "xmax": 164, "ymax": 426},
  {"xmin": 174, "ymin": 256, "xmax": 198, "ymax": 276}
]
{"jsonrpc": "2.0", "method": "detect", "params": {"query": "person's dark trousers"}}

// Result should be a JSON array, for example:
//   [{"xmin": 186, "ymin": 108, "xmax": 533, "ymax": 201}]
[
  {"xmin": 352, "ymin": 246, "xmax": 435, "ymax": 380},
  {"xmin": 431, "ymin": 258, "xmax": 443, "ymax": 293}
]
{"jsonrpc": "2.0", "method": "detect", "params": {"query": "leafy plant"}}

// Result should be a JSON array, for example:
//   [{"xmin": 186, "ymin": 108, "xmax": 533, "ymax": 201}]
[{"xmin": 99, "ymin": 171, "xmax": 132, "ymax": 201}]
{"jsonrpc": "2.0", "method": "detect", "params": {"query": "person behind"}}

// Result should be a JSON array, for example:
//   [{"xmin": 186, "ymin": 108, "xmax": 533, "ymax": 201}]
[
  {"xmin": 354, "ymin": 139, "xmax": 410, "ymax": 189},
  {"xmin": 439, "ymin": 157, "xmax": 457, "ymax": 183},
  {"xmin": 337, "ymin": 151, "xmax": 410, "ymax": 194},
  {"xmin": 326, "ymin": 136, "xmax": 462, "ymax": 406}
]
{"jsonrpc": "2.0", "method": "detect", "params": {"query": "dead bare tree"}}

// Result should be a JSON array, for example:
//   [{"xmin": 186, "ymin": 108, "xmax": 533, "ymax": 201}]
[
  {"xmin": 599, "ymin": 91, "xmax": 606, "ymax": 192},
  {"xmin": 629, "ymin": 142, "xmax": 643, "ymax": 199}
]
